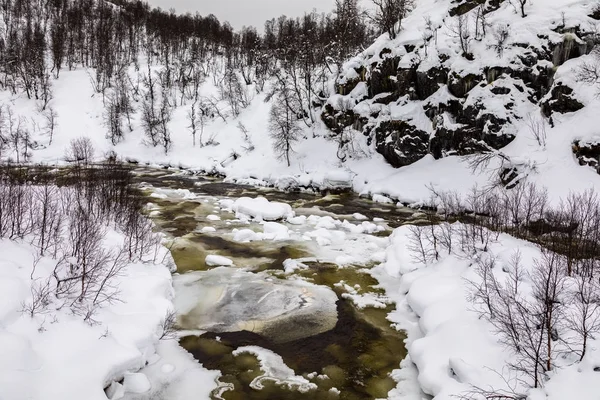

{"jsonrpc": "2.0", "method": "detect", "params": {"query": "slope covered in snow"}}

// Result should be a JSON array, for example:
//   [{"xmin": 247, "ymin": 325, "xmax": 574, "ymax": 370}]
[{"xmin": 1, "ymin": 1, "xmax": 599, "ymax": 208}]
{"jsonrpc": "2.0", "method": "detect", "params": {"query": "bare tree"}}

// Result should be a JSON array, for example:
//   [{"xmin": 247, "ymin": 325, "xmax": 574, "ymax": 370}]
[
  {"xmin": 237, "ymin": 122, "xmax": 254, "ymax": 152},
  {"xmin": 21, "ymin": 278, "xmax": 52, "ymax": 317},
  {"xmin": 447, "ymin": 13, "xmax": 473, "ymax": 58},
  {"xmin": 370, "ymin": 0, "xmax": 414, "ymax": 39},
  {"xmin": 576, "ymin": 49, "xmax": 600, "ymax": 95},
  {"xmin": 268, "ymin": 93, "xmax": 301, "ymax": 167},
  {"xmin": 490, "ymin": 24, "xmax": 510, "ymax": 58},
  {"xmin": 105, "ymin": 94, "xmax": 125, "ymax": 145},
  {"xmin": 511, "ymin": 0, "xmax": 529, "ymax": 18},
  {"xmin": 43, "ymin": 106, "xmax": 58, "ymax": 145},
  {"xmin": 527, "ymin": 114, "xmax": 548, "ymax": 149},
  {"xmin": 159, "ymin": 309, "xmax": 178, "ymax": 340}
]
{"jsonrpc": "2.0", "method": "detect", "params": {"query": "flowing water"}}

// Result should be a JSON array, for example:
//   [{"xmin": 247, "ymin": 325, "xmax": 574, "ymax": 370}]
[{"xmin": 132, "ymin": 167, "xmax": 424, "ymax": 400}]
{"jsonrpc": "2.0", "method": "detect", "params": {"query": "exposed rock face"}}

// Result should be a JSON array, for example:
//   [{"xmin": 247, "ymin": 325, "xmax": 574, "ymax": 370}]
[
  {"xmin": 370, "ymin": 54, "xmax": 399, "ymax": 97},
  {"xmin": 374, "ymin": 121, "xmax": 429, "ymax": 167},
  {"xmin": 416, "ymin": 67, "xmax": 448, "ymax": 100},
  {"xmin": 448, "ymin": 73, "xmax": 483, "ymax": 98},
  {"xmin": 542, "ymin": 83, "xmax": 585, "ymax": 117},
  {"xmin": 573, "ymin": 140, "xmax": 600, "ymax": 172},
  {"xmin": 448, "ymin": 0, "xmax": 486, "ymax": 17}
]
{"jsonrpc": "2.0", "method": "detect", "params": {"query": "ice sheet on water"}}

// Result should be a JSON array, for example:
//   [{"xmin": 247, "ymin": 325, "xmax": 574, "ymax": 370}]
[
  {"xmin": 174, "ymin": 267, "xmax": 337, "ymax": 343},
  {"xmin": 232, "ymin": 346, "xmax": 317, "ymax": 393}
]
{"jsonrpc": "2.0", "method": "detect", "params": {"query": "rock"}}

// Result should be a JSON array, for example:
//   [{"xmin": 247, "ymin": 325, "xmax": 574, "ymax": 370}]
[
  {"xmin": 430, "ymin": 124, "xmax": 488, "ymax": 159},
  {"xmin": 174, "ymin": 268, "xmax": 339, "ymax": 343},
  {"xmin": 321, "ymin": 104, "xmax": 355, "ymax": 134},
  {"xmin": 369, "ymin": 55, "xmax": 400, "ymax": 97},
  {"xmin": 396, "ymin": 67, "xmax": 417, "ymax": 98},
  {"xmin": 449, "ymin": 0, "xmax": 486, "ymax": 17},
  {"xmin": 448, "ymin": 72, "xmax": 483, "ymax": 98},
  {"xmin": 541, "ymin": 83, "xmax": 584, "ymax": 117},
  {"xmin": 573, "ymin": 140, "xmax": 600, "ymax": 172},
  {"xmin": 500, "ymin": 167, "xmax": 520, "ymax": 188},
  {"xmin": 374, "ymin": 120, "xmax": 430, "ymax": 167},
  {"xmin": 416, "ymin": 67, "xmax": 449, "ymax": 100}
]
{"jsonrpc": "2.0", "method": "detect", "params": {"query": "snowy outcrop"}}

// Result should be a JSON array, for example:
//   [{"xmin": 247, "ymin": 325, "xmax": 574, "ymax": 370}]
[{"xmin": 324, "ymin": 0, "xmax": 600, "ymax": 171}]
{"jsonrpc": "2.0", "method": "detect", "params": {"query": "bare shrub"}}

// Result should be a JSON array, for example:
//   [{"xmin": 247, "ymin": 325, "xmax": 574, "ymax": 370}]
[
  {"xmin": 159, "ymin": 309, "xmax": 178, "ymax": 340},
  {"xmin": 564, "ymin": 276, "xmax": 600, "ymax": 361},
  {"xmin": 21, "ymin": 278, "xmax": 52, "ymax": 317},
  {"xmin": 527, "ymin": 114, "xmax": 548, "ymax": 148},
  {"xmin": 65, "ymin": 137, "xmax": 95, "ymax": 164}
]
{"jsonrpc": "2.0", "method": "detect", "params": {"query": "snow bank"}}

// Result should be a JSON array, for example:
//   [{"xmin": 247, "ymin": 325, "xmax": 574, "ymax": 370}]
[
  {"xmin": 0, "ymin": 236, "xmax": 218, "ymax": 400},
  {"xmin": 374, "ymin": 223, "xmax": 600, "ymax": 399}
]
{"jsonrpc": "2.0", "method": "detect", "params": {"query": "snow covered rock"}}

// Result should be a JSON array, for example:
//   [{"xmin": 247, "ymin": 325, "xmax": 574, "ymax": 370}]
[{"xmin": 231, "ymin": 197, "xmax": 294, "ymax": 221}]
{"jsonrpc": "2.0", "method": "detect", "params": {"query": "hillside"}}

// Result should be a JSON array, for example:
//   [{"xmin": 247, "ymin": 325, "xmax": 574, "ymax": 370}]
[{"xmin": 0, "ymin": 0, "xmax": 598, "ymax": 206}]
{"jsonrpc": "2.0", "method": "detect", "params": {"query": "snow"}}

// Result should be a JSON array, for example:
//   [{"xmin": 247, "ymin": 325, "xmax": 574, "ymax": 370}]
[
  {"xmin": 205, "ymin": 255, "xmax": 234, "ymax": 267},
  {"xmin": 123, "ymin": 372, "xmax": 151, "ymax": 394},
  {"xmin": 228, "ymin": 197, "xmax": 295, "ymax": 221},
  {"xmin": 262, "ymin": 221, "xmax": 290, "ymax": 240}
]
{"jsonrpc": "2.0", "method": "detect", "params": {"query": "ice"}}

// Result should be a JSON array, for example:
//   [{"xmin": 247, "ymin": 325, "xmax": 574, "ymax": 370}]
[
  {"xmin": 206, "ymin": 215, "xmax": 221, "ymax": 221},
  {"xmin": 232, "ymin": 346, "xmax": 317, "ymax": 393},
  {"xmin": 321, "ymin": 170, "xmax": 353, "ymax": 190},
  {"xmin": 306, "ymin": 228, "xmax": 346, "ymax": 247},
  {"xmin": 173, "ymin": 267, "xmax": 338, "ymax": 343},
  {"xmin": 341, "ymin": 292, "xmax": 390, "ymax": 309},
  {"xmin": 282, "ymin": 259, "xmax": 308, "ymax": 274},
  {"xmin": 200, "ymin": 227, "xmax": 216, "ymax": 233},
  {"xmin": 205, "ymin": 255, "xmax": 234, "ymax": 267}
]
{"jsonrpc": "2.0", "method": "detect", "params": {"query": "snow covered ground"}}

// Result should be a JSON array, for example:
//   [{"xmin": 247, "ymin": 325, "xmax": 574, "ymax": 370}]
[
  {"xmin": 373, "ymin": 224, "xmax": 600, "ymax": 400},
  {"xmin": 0, "ymin": 221, "xmax": 219, "ymax": 400}
]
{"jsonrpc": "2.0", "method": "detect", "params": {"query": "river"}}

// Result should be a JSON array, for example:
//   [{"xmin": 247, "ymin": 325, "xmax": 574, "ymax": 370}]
[{"xmin": 133, "ymin": 167, "xmax": 426, "ymax": 400}]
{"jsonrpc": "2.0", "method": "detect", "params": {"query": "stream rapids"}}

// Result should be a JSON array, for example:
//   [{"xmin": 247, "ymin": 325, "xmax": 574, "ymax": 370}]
[{"xmin": 133, "ymin": 167, "xmax": 424, "ymax": 400}]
